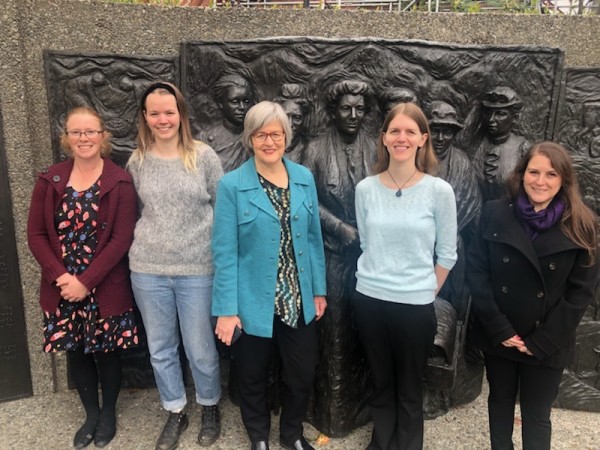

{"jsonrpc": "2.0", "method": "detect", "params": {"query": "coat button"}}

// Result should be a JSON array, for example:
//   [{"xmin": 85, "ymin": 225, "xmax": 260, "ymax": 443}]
[
  {"xmin": 537, "ymin": 291, "xmax": 544, "ymax": 299},
  {"xmin": 535, "ymin": 320, "xmax": 540, "ymax": 327},
  {"xmin": 101, "ymin": 223, "xmax": 107, "ymax": 230},
  {"xmin": 300, "ymin": 267, "xmax": 304, "ymax": 272},
  {"xmin": 52, "ymin": 175, "xmax": 60, "ymax": 182},
  {"xmin": 296, "ymin": 233, "xmax": 301, "ymax": 238},
  {"xmin": 299, "ymin": 250, "xmax": 304, "ymax": 256},
  {"xmin": 493, "ymin": 232, "xmax": 498, "ymax": 237},
  {"xmin": 244, "ymin": 211, "xmax": 249, "ymax": 216},
  {"xmin": 293, "ymin": 215, "xmax": 299, "ymax": 220},
  {"xmin": 501, "ymin": 286, "xmax": 508, "ymax": 294},
  {"xmin": 502, "ymin": 256, "xmax": 510, "ymax": 263},
  {"xmin": 548, "ymin": 262, "xmax": 556, "ymax": 270}
]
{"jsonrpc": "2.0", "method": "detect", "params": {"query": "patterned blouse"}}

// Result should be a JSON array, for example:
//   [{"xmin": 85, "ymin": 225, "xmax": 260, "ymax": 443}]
[{"xmin": 259, "ymin": 174, "xmax": 302, "ymax": 328}]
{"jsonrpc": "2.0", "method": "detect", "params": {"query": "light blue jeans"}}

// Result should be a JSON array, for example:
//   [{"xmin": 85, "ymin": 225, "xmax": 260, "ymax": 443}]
[{"xmin": 131, "ymin": 272, "xmax": 221, "ymax": 412}]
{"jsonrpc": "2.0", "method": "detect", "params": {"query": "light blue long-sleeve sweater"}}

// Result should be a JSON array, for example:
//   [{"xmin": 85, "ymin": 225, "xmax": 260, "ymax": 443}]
[{"xmin": 355, "ymin": 173, "xmax": 458, "ymax": 305}]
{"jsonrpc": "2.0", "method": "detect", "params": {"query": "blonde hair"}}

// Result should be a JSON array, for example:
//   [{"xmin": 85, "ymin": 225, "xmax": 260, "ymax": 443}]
[
  {"xmin": 373, "ymin": 103, "xmax": 438, "ymax": 175},
  {"xmin": 131, "ymin": 82, "xmax": 199, "ymax": 172},
  {"xmin": 60, "ymin": 107, "xmax": 112, "ymax": 157}
]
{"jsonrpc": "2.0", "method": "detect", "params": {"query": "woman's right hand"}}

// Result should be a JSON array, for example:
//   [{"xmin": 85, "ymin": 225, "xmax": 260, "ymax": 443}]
[{"xmin": 215, "ymin": 315, "xmax": 242, "ymax": 346}]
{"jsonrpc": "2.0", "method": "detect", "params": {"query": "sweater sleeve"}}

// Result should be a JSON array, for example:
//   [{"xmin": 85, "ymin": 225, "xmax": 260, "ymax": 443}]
[
  {"xmin": 355, "ymin": 179, "xmax": 368, "ymax": 253},
  {"xmin": 434, "ymin": 179, "xmax": 458, "ymax": 270},
  {"xmin": 211, "ymin": 177, "xmax": 240, "ymax": 317},
  {"xmin": 27, "ymin": 177, "xmax": 67, "ymax": 284},
  {"xmin": 199, "ymin": 144, "xmax": 224, "ymax": 208}
]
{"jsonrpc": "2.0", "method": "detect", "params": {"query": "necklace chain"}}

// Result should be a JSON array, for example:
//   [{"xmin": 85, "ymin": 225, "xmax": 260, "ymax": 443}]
[{"xmin": 388, "ymin": 169, "xmax": 418, "ymax": 198}]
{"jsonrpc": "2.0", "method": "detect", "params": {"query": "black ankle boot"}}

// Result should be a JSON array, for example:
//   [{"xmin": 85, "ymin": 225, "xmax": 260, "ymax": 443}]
[{"xmin": 198, "ymin": 405, "xmax": 221, "ymax": 446}]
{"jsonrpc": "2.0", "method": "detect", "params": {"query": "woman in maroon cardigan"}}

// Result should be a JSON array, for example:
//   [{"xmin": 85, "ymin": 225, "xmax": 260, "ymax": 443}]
[{"xmin": 27, "ymin": 107, "xmax": 138, "ymax": 449}]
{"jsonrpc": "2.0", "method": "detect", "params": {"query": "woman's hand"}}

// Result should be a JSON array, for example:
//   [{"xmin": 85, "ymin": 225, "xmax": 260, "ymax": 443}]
[
  {"xmin": 501, "ymin": 335, "xmax": 533, "ymax": 355},
  {"xmin": 215, "ymin": 315, "xmax": 242, "ymax": 346},
  {"xmin": 57, "ymin": 275, "xmax": 90, "ymax": 302},
  {"xmin": 314, "ymin": 296, "xmax": 327, "ymax": 320}
]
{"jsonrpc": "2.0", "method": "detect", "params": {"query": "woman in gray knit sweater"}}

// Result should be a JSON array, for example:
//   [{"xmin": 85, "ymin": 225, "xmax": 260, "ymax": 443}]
[{"xmin": 127, "ymin": 82, "xmax": 223, "ymax": 450}]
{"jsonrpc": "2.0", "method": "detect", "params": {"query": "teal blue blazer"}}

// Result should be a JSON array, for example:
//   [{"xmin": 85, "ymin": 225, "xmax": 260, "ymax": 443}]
[{"xmin": 211, "ymin": 157, "xmax": 327, "ymax": 338}]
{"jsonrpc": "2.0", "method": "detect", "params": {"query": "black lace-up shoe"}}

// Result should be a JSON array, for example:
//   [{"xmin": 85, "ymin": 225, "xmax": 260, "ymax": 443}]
[
  {"xmin": 155, "ymin": 412, "xmax": 188, "ymax": 450},
  {"xmin": 198, "ymin": 405, "xmax": 221, "ymax": 446}
]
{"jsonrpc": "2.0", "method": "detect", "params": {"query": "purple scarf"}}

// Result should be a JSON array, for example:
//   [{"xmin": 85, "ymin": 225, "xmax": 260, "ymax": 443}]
[{"xmin": 515, "ymin": 191, "xmax": 565, "ymax": 241}]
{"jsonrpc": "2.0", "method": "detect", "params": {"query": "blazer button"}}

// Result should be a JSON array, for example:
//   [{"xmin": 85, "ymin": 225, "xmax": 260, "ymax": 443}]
[
  {"xmin": 493, "ymin": 232, "xmax": 498, "ymax": 237},
  {"xmin": 300, "ymin": 267, "xmax": 305, "ymax": 272},
  {"xmin": 548, "ymin": 262, "xmax": 556, "ymax": 270},
  {"xmin": 535, "ymin": 320, "xmax": 540, "ymax": 327},
  {"xmin": 299, "ymin": 250, "xmax": 304, "ymax": 256},
  {"xmin": 52, "ymin": 175, "xmax": 61, "ymax": 182},
  {"xmin": 536, "ymin": 291, "xmax": 544, "ymax": 299},
  {"xmin": 101, "ymin": 223, "xmax": 107, "ymax": 230},
  {"xmin": 501, "ymin": 286, "xmax": 508, "ymax": 294},
  {"xmin": 244, "ymin": 211, "xmax": 249, "ymax": 216},
  {"xmin": 293, "ymin": 215, "xmax": 299, "ymax": 220},
  {"xmin": 502, "ymin": 256, "xmax": 510, "ymax": 263},
  {"xmin": 296, "ymin": 233, "xmax": 301, "ymax": 238}
]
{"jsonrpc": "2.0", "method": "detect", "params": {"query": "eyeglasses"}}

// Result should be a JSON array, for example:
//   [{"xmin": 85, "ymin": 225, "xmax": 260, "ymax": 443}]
[
  {"xmin": 66, "ymin": 130, "xmax": 103, "ymax": 139},
  {"xmin": 252, "ymin": 131, "xmax": 285, "ymax": 143}
]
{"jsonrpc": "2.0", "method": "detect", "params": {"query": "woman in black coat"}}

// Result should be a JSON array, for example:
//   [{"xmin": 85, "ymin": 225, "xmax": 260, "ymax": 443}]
[{"xmin": 467, "ymin": 141, "xmax": 599, "ymax": 450}]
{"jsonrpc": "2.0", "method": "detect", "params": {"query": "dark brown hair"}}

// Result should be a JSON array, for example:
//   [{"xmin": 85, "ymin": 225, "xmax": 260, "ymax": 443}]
[{"xmin": 507, "ymin": 141, "xmax": 598, "ymax": 262}]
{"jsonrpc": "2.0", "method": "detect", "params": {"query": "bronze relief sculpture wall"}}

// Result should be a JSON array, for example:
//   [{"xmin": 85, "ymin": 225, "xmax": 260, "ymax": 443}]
[
  {"xmin": 554, "ymin": 68, "xmax": 600, "ymax": 412},
  {"xmin": 44, "ymin": 37, "xmax": 600, "ymax": 434}
]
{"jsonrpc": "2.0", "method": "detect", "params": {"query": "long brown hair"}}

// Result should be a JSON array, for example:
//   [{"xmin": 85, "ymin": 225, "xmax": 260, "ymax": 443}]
[
  {"xmin": 60, "ymin": 107, "xmax": 112, "ymax": 156},
  {"xmin": 373, "ymin": 103, "xmax": 438, "ymax": 175},
  {"xmin": 131, "ymin": 81, "xmax": 199, "ymax": 172},
  {"xmin": 507, "ymin": 141, "xmax": 598, "ymax": 262}
]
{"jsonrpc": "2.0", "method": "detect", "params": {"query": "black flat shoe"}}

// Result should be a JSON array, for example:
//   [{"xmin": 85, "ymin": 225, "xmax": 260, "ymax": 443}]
[
  {"xmin": 73, "ymin": 420, "xmax": 97, "ymax": 449},
  {"xmin": 94, "ymin": 415, "xmax": 116, "ymax": 448},
  {"xmin": 279, "ymin": 436, "xmax": 314, "ymax": 450},
  {"xmin": 251, "ymin": 440, "xmax": 270, "ymax": 450}
]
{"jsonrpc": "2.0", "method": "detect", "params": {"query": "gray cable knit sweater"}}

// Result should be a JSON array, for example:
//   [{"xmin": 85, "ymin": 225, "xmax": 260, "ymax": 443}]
[{"xmin": 128, "ymin": 143, "xmax": 224, "ymax": 276}]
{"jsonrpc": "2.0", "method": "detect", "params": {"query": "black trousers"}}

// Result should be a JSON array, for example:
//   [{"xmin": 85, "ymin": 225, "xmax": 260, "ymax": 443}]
[
  {"xmin": 232, "ymin": 315, "xmax": 318, "ymax": 444},
  {"xmin": 352, "ymin": 291, "xmax": 437, "ymax": 450},
  {"xmin": 484, "ymin": 353, "xmax": 563, "ymax": 450}
]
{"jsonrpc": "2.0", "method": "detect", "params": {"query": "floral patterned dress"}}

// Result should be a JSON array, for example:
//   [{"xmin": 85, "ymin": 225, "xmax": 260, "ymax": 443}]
[{"xmin": 42, "ymin": 179, "xmax": 138, "ymax": 354}]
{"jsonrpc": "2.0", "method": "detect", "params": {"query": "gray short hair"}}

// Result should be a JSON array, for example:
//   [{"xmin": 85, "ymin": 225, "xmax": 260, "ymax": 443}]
[{"xmin": 242, "ymin": 101, "xmax": 292, "ymax": 150}]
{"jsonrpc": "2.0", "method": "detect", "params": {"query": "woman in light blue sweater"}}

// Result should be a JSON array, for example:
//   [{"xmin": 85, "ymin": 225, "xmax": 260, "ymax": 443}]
[{"xmin": 353, "ymin": 103, "xmax": 457, "ymax": 450}]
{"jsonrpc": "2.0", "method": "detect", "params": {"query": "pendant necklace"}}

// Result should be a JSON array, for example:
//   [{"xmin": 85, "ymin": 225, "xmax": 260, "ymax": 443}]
[{"xmin": 388, "ymin": 169, "xmax": 418, "ymax": 197}]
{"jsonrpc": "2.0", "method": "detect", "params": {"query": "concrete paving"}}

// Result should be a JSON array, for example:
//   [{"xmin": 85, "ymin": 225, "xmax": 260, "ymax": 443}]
[{"xmin": 1, "ymin": 381, "xmax": 599, "ymax": 450}]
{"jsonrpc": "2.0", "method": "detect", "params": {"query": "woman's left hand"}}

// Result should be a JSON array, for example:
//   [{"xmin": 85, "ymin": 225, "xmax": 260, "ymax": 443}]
[{"xmin": 314, "ymin": 296, "xmax": 327, "ymax": 320}]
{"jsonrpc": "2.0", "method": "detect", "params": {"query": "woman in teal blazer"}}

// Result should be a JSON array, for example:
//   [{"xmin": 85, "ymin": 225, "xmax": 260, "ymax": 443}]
[{"xmin": 212, "ymin": 101, "xmax": 327, "ymax": 450}]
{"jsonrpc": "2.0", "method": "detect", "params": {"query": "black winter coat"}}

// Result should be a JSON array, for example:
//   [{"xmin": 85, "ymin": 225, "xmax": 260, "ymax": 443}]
[{"xmin": 467, "ymin": 199, "xmax": 599, "ymax": 368}]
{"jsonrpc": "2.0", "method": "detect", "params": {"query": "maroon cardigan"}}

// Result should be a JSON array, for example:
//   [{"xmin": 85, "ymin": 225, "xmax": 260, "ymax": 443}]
[{"xmin": 27, "ymin": 157, "xmax": 137, "ymax": 318}]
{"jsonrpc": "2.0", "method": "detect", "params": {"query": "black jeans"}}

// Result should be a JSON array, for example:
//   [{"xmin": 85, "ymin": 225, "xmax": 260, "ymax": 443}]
[
  {"xmin": 484, "ymin": 353, "xmax": 563, "ymax": 450},
  {"xmin": 352, "ymin": 291, "xmax": 437, "ymax": 450},
  {"xmin": 232, "ymin": 315, "xmax": 318, "ymax": 444}
]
